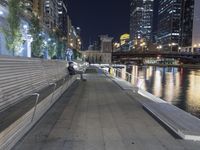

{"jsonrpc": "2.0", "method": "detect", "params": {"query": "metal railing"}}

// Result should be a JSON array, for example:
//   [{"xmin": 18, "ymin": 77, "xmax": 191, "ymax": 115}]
[{"xmin": 113, "ymin": 68, "xmax": 145, "ymax": 90}]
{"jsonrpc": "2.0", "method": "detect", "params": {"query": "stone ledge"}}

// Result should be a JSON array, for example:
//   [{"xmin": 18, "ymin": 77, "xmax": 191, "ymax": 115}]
[{"xmin": 112, "ymin": 76, "xmax": 200, "ymax": 141}]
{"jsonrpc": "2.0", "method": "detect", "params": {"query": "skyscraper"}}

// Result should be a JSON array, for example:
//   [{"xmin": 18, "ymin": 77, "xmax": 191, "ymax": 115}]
[
  {"xmin": 192, "ymin": 0, "xmax": 200, "ymax": 52},
  {"xmin": 57, "ymin": 0, "xmax": 68, "ymax": 35},
  {"xmin": 179, "ymin": 0, "xmax": 194, "ymax": 52},
  {"xmin": 157, "ymin": 0, "xmax": 181, "ymax": 51},
  {"xmin": 179, "ymin": 0, "xmax": 200, "ymax": 53},
  {"xmin": 130, "ymin": 0, "xmax": 154, "ymax": 43}
]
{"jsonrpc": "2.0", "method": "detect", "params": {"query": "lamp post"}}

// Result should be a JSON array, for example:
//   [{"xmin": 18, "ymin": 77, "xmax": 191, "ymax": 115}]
[
  {"xmin": 169, "ymin": 43, "xmax": 177, "ymax": 52},
  {"xmin": 140, "ymin": 42, "xmax": 146, "ymax": 52},
  {"xmin": 157, "ymin": 45, "xmax": 162, "ymax": 51}
]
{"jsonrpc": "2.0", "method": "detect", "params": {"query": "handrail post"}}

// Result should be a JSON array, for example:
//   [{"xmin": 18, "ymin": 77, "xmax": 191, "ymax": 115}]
[
  {"xmin": 50, "ymin": 83, "xmax": 57, "ymax": 104},
  {"xmin": 31, "ymin": 93, "xmax": 40, "ymax": 122},
  {"xmin": 60, "ymin": 77, "xmax": 66, "ymax": 96}
]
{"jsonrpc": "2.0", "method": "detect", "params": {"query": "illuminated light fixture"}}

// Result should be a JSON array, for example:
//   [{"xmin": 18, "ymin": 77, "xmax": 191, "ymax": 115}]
[
  {"xmin": 172, "ymin": 43, "xmax": 176, "ymax": 46},
  {"xmin": 0, "ymin": 11, "xmax": 3, "ymax": 15},
  {"xmin": 157, "ymin": 45, "xmax": 162, "ymax": 49},
  {"xmin": 194, "ymin": 44, "xmax": 197, "ymax": 48},
  {"xmin": 140, "ymin": 42, "xmax": 146, "ymax": 47},
  {"xmin": 23, "ymin": 25, "xmax": 28, "ymax": 29}
]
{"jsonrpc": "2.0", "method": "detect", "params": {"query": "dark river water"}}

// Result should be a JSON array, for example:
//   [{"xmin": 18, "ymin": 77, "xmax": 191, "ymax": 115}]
[{"xmin": 128, "ymin": 65, "xmax": 200, "ymax": 118}]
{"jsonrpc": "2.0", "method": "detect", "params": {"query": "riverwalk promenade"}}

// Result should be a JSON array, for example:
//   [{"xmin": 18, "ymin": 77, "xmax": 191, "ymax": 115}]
[{"xmin": 12, "ymin": 67, "xmax": 200, "ymax": 150}]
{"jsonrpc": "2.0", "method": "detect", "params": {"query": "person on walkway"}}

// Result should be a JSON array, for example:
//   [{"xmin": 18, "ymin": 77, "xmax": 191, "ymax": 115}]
[
  {"xmin": 68, "ymin": 62, "xmax": 86, "ymax": 81},
  {"xmin": 68, "ymin": 62, "xmax": 76, "ymax": 75}
]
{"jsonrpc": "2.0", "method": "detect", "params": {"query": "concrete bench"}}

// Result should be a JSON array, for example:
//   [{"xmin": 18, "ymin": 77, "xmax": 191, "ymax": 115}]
[{"xmin": 0, "ymin": 56, "xmax": 78, "ymax": 150}]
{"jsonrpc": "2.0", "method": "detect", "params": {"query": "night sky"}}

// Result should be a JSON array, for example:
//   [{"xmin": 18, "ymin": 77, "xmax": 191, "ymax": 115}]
[{"xmin": 67, "ymin": 0, "xmax": 130, "ymax": 49}]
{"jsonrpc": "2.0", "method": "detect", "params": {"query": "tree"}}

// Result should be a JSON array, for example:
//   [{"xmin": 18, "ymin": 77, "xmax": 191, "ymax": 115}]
[
  {"xmin": 48, "ymin": 40, "xmax": 57, "ymax": 58},
  {"xmin": 1, "ymin": 0, "xmax": 23, "ymax": 56},
  {"xmin": 47, "ymin": 29, "xmax": 66, "ymax": 59},
  {"xmin": 29, "ymin": 15, "xmax": 44, "ymax": 57}
]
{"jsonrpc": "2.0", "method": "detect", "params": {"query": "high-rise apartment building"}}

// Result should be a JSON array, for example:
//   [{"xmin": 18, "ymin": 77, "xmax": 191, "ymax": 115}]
[
  {"xmin": 57, "ymin": 0, "xmax": 68, "ymax": 35},
  {"xmin": 41, "ymin": 0, "xmax": 69, "ymax": 34},
  {"xmin": 43, "ymin": 0, "xmax": 58, "ymax": 30},
  {"xmin": 157, "ymin": 0, "xmax": 181, "ymax": 51},
  {"xmin": 130, "ymin": 0, "xmax": 154, "ymax": 42}
]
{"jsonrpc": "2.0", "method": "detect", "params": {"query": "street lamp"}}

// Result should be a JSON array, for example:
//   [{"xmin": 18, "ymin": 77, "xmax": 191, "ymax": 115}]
[
  {"xmin": 157, "ymin": 45, "xmax": 162, "ymax": 50},
  {"xmin": 140, "ymin": 42, "xmax": 146, "ymax": 52},
  {"xmin": 169, "ymin": 43, "xmax": 177, "ymax": 51}
]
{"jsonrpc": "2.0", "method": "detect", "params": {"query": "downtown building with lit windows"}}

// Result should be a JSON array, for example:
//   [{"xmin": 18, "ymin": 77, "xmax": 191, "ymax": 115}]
[
  {"xmin": 0, "ymin": 0, "xmax": 82, "ymax": 57},
  {"xmin": 180, "ymin": 0, "xmax": 200, "ymax": 53},
  {"xmin": 157, "ymin": 0, "xmax": 181, "ymax": 51},
  {"xmin": 192, "ymin": 0, "xmax": 200, "ymax": 53},
  {"xmin": 130, "ymin": 0, "xmax": 154, "ymax": 50},
  {"xmin": 179, "ymin": 0, "xmax": 194, "ymax": 53}
]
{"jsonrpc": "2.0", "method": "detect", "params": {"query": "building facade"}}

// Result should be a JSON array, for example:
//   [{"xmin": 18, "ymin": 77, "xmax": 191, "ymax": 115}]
[
  {"xmin": 100, "ymin": 35, "xmax": 113, "ymax": 53},
  {"xmin": 192, "ymin": 0, "xmax": 200, "ymax": 53},
  {"xmin": 179, "ymin": 0, "xmax": 200, "ymax": 53},
  {"xmin": 179, "ymin": 0, "xmax": 194, "ymax": 50},
  {"xmin": 42, "ymin": 0, "xmax": 58, "ymax": 30},
  {"xmin": 130, "ymin": 0, "xmax": 154, "ymax": 43},
  {"xmin": 157, "ymin": 0, "xmax": 181, "ymax": 51},
  {"xmin": 81, "ymin": 51, "xmax": 112, "ymax": 64}
]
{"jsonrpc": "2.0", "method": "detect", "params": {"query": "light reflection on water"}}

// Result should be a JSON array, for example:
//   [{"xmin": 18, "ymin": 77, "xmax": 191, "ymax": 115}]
[{"xmin": 129, "ymin": 66, "xmax": 200, "ymax": 118}]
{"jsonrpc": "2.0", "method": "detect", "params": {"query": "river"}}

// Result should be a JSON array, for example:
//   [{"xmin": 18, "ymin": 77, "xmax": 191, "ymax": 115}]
[{"xmin": 128, "ymin": 65, "xmax": 200, "ymax": 118}]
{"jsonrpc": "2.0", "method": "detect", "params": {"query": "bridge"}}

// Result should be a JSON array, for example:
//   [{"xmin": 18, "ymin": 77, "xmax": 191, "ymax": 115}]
[
  {"xmin": 0, "ymin": 56, "xmax": 200, "ymax": 150},
  {"xmin": 112, "ymin": 51, "xmax": 200, "ymax": 64}
]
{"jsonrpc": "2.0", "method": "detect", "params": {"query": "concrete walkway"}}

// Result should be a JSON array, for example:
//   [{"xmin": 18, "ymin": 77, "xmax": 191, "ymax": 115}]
[{"xmin": 13, "ymin": 68, "xmax": 200, "ymax": 150}]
